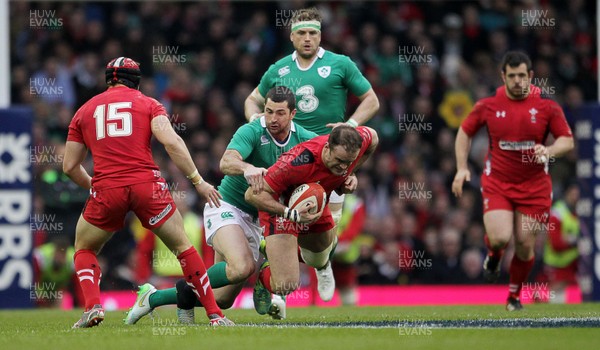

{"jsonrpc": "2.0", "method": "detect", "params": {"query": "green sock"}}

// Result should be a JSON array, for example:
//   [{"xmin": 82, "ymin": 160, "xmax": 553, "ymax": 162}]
[
  {"xmin": 149, "ymin": 287, "xmax": 178, "ymax": 308},
  {"xmin": 207, "ymin": 261, "xmax": 231, "ymax": 288}
]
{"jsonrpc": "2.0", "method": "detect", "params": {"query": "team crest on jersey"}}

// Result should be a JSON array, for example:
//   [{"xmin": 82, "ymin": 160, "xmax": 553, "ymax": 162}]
[
  {"xmin": 278, "ymin": 66, "xmax": 291, "ymax": 77},
  {"xmin": 317, "ymin": 66, "xmax": 331, "ymax": 78},
  {"xmin": 529, "ymin": 108, "xmax": 538, "ymax": 123},
  {"xmin": 260, "ymin": 135, "xmax": 270, "ymax": 145},
  {"xmin": 496, "ymin": 111, "xmax": 506, "ymax": 118}
]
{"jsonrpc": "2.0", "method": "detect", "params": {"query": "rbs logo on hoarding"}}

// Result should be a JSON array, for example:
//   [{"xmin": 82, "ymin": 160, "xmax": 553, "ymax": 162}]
[{"xmin": 0, "ymin": 132, "xmax": 33, "ymax": 305}]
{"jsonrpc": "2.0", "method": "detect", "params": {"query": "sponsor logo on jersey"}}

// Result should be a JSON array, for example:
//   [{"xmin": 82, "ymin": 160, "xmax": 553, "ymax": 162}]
[
  {"xmin": 498, "ymin": 140, "xmax": 535, "ymax": 151},
  {"xmin": 317, "ymin": 66, "xmax": 331, "ymax": 78},
  {"xmin": 260, "ymin": 135, "xmax": 270, "ymax": 145},
  {"xmin": 291, "ymin": 149, "xmax": 315, "ymax": 166},
  {"xmin": 220, "ymin": 211, "xmax": 234, "ymax": 219},
  {"xmin": 278, "ymin": 66, "xmax": 291, "ymax": 77},
  {"xmin": 496, "ymin": 111, "xmax": 506, "ymax": 118},
  {"xmin": 149, "ymin": 203, "xmax": 173, "ymax": 226},
  {"xmin": 529, "ymin": 108, "xmax": 538, "ymax": 123}
]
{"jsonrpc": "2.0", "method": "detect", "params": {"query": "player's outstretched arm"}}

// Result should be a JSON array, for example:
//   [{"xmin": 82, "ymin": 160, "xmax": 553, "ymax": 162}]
[
  {"xmin": 63, "ymin": 141, "xmax": 92, "ymax": 190},
  {"xmin": 151, "ymin": 115, "xmax": 222, "ymax": 207},
  {"xmin": 244, "ymin": 87, "xmax": 266, "ymax": 122},
  {"xmin": 244, "ymin": 182, "xmax": 319, "ymax": 224},
  {"xmin": 220, "ymin": 149, "xmax": 268, "ymax": 193},
  {"xmin": 452, "ymin": 127, "xmax": 472, "ymax": 198}
]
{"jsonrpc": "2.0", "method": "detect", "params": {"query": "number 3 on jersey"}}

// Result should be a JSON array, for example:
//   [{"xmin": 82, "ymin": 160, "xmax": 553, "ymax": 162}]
[
  {"xmin": 296, "ymin": 85, "xmax": 319, "ymax": 113},
  {"xmin": 93, "ymin": 102, "xmax": 133, "ymax": 140}
]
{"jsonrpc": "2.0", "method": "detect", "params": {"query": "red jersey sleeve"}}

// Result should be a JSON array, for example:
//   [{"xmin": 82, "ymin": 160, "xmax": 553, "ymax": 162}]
[
  {"xmin": 67, "ymin": 108, "xmax": 84, "ymax": 144},
  {"xmin": 460, "ymin": 100, "xmax": 486, "ymax": 137},
  {"xmin": 148, "ymin": 97, "xmax": 168, "ymax": 120},
  {"xmin": 356, "ymin": 126, "xmax": 373, "ymax": 152},
  {"xmin": 547, "ymin": 101, "xmax": 572, "ymax": 138}
]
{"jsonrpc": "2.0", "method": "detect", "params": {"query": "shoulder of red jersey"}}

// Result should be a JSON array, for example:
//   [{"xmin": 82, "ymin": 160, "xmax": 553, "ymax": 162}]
[{"xmin": 281, "ymin": 136, "xmax": 326, "ymax": 166}]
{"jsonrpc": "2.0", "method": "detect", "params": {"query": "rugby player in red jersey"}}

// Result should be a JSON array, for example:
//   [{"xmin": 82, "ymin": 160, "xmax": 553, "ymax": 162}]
[
  {"xmin": 63, "ymin": 57, "xmax": 233, "ymax": 327},
  {"xmin": 244, "ymin": 125, "xmax": 378, "ymax": 311},
  {"xmin": 452, "ymin": 51, "xmax": 574, "ymax": 311}
]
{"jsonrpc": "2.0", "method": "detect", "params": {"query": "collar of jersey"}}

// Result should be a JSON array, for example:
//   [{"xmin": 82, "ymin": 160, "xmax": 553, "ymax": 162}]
[
  {"xmin": 292, "ymin": 47, "xmax": 325, "ymax": 71},
  {"xmin": 260, "ymin": 116, "xmax": 296, "ymax": 147}
]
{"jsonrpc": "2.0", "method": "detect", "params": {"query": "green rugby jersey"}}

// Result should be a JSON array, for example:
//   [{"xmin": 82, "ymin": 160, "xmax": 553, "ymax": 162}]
[
  {"xmin": 218, "ymin": 117, "xmax": 317, "ymax": 217},
  {"xmin": 257, "ymin": 48, "xmax": 371, "ymax": 135}
]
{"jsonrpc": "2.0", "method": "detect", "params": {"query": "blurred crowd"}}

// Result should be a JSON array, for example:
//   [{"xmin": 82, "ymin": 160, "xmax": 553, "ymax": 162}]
[{"xmin": 12, "ymin": 1, "xmax": 596, "ymax": 292}]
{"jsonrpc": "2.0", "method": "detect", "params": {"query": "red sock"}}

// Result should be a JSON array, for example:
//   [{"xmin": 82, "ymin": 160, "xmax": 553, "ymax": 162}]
[
  {"xmin": 259, "ymin": 265, "xmax": 274, "ymax": 293},
  {"xmin": 74, "ymin": 249, "xmax": 102, "ymax": 311},
  {"xmin": 484, "ymin": 235, "xmax": 506, "ymax": 260},
  {"xmin": 177, "ymin": 247, "xmax": 222, "ymax": 318},
  {"xmin": 508, "ymin": 255, "xmax": 535, "ymax": 299}
]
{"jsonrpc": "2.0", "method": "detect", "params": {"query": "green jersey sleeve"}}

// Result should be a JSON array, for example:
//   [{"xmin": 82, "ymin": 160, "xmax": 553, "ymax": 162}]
[
  {"xmin": 226, "ymin": 122, "xmax": 260, "ymax": 159},
  {"xmin": 257, "ymin": 64, "xmax": 278, "ymax": 98},
  {"xmin": 296, "ymin": 125, "xmax": 319, "ymax": 142},
  {"xmin": 343, "ymin": 56, "xmax": 371, "ymax": 97}
]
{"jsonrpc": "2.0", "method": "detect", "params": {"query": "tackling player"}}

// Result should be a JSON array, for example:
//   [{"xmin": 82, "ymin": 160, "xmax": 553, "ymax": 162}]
[
  {"xmin": 244, "ymin": 6, "xmax": 379, "ymax": 301},
  {"xmin": 245, "ymin": 125, "xmax": 378, "ymax": 311},
  {"xmin": 452, "ymin": 51, "xmax": 574, "ymax": 311},
  {"xmin": 64, "ymin": 57, "xmax": 232, "ymax": 327},
  {"xmin": 124, "ymin": 87, "xmax": 317, "ymax": 323}
]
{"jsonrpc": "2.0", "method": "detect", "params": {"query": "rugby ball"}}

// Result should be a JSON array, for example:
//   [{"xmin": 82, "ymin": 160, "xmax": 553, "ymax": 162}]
[{"xmin": 288, "ymin": 183, "xmax": 327, "ymax": 217}]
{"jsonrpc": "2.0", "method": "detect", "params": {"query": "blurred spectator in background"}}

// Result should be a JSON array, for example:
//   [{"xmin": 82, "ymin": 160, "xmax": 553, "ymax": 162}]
[
  {"xmin": 332, "ymin": 194, "xmax": 366, "ymax": 305},
  {"xmin": 33, "ymin": 237, "xmax": 79, "ymax": 307},
  {"xmin": 543, "ymin": 182, "xmax": 581, "ymax": 303}
]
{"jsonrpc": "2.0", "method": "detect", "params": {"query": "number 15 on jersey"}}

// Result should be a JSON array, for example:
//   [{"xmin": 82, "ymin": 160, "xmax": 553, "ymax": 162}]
[{"xmin": 93, "ymin": 102, "xmax": 133, "ymax": 140}]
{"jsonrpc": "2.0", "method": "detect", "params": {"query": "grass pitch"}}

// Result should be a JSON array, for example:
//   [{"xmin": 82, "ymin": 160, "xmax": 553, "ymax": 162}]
[{"xmin": 1, "ymin": 304, "xmax": 599, "ymax": 350}]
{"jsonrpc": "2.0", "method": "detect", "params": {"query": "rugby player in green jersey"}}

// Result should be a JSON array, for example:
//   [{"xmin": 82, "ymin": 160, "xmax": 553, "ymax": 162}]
[{"xmin": 125, "ymin": 87, "xmax": 317, "ymax": 324}]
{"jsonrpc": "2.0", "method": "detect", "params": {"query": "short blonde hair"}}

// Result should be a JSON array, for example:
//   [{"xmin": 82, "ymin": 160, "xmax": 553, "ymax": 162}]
[{"xmin": 291, "ymin": 8, "xmax": 322, "ymax": 26}]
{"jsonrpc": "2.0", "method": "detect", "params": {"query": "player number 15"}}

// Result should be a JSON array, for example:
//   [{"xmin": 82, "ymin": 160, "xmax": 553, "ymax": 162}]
[{"xmin": 93, "ymin": 102, "xmax": 133, "ymax": 140}]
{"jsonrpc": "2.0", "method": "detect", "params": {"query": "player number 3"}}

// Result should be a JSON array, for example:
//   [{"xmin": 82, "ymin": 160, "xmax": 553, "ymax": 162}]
[
  {"xmin": 296, "ymin": 85, "xmax": 319, "ymax": 113},
  {"xmin": 93, "ymin": 102, "xmax": 133, "ymax": 140}
]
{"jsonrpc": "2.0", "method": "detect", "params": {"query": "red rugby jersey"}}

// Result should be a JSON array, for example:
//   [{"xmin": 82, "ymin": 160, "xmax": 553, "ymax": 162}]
[
  {"xmin": 67, "ymin": 86, "xmax": 166, "ymax": 189},
  {"xmin": 265, "ymin": 126, "xmax": 373, "ymax": 202},
  {"xmin": 461, "ymin": 85, "xmax": 572, "ymax": 184}
]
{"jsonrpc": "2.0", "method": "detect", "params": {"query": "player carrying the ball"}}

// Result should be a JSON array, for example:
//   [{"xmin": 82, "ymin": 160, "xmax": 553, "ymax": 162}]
[
  {"xmin": 452, "ymin": 51, "xmax": 574, "ymax": 311},
  {"xmin": 125, "ymin": 86, "xmax": 317, "ymax": 323},
  {"xmin": 245, "ymin": 125, "xmax": 378, "ymax": 308}
]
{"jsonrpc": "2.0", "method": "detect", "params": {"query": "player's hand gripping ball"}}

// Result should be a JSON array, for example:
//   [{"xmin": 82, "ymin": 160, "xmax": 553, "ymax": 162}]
[{"xmin": 288, "ymin": 183, "xmax": 327, "ymax": 218}]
